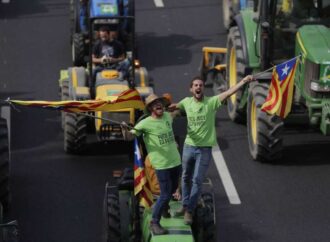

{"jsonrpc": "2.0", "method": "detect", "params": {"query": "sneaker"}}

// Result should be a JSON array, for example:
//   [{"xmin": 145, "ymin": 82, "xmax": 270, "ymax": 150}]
[
  {"xmin": 174, "ymin": 206, "xmax": 185, "ymax": 217},
  {"xmin": 150, "ymin": 223, "xmax": 168, "ymax": 235},
  {"xmin": 184, "ymin": 211, "xmax": 193, "ymax": 225}
]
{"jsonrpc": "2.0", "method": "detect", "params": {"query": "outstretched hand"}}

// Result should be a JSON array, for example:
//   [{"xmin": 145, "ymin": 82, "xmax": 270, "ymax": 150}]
[
  {"xmin": 242, "ymin": 75, "xmax": 255, "ymax": 84},
  {"xmin": 121, "ymin": 122, "xmax": 135, "ymax": 141},
  {"xmin": 167, "ymin": 103, "xmax": 177, "ymax": 112}
]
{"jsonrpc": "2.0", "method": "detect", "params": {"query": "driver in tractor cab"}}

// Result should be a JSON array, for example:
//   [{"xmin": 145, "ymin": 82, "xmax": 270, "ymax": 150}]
[{"xmin": 91, "ymin": 25, "xmax": 130, "ymax": 90}]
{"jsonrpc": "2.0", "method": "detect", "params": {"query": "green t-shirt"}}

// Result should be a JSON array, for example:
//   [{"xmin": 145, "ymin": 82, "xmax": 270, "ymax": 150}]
[
  {"xmin": 178, "ymin": 96, "xmax": 222, "ymax": 147},
  {"xmin": 131, "ymin": 112, "xmax": 181, "ymax": 170}
]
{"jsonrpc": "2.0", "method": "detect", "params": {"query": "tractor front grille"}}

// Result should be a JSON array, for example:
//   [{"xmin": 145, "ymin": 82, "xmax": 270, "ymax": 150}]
[
  {"xmin": 304, "ymin": 59, "xmax": 320, "ymax": 98},
  {"xmin": 304, "ymin": 60, "xmax": 330, "ymax": 99},
  {"xmin": 98, "ymin": 111, "xmax": 131, "ymax": 141},
  {"xmin": 99, "ymin": 123, "xmax": 122, "ymax": 141}
]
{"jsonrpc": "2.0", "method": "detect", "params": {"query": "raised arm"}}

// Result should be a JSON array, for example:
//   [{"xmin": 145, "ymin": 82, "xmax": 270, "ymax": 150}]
[{"xmin": 218, "ymin": 75, "xmax": 254, "ymax": 102}]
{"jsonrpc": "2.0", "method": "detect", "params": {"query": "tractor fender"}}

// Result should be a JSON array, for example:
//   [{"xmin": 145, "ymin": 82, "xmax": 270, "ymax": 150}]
[
  {"xmin": 233, "ymin": 10, "xmax": 259, "ymax": 69},
  {"xmin": 68, "ymin": 67, "xmax": 90, "ymax": 100},
  {"xmin": 134, "ymin": 67, "xmax": 149, "ymax": 88}
]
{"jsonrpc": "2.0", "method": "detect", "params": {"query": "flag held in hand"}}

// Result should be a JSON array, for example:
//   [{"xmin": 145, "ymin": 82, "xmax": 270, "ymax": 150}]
[
  {"xmin": 261, "ymin": 57, "xmax": 298, "ymax": 118},
  {"xmin": 8, "ymin": 89, "xmax": 144, "ymax": 112},
  {"xmin": 133, "ymin": 138, "xmax": 153, "ymax": 208}
]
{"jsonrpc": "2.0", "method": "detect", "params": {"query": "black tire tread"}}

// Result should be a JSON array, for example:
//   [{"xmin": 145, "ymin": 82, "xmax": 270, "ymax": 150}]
[
  {"xmin": 247, "ymin": 83, "xmax": 284, "ymax": 162},
  {"xmin": 226, "ymin": 26, "xmax": 247, "ymax": 123},
  {"xmin": 0, "ymin": 118, "xmax": 10, "ymax": 209},
  {"xmin": 72, "ymin": 33, "xmax": 85, "ymax": 67},
  {"xmin": 64, "ymin": 112, "xmax": 87, "ymax": 154}
]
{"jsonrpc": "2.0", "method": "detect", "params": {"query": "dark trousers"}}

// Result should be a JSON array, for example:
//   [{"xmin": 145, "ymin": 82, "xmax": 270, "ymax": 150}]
[{"xmin": 152, "ymin": 165, "xmax": 181, "ymax": 224}]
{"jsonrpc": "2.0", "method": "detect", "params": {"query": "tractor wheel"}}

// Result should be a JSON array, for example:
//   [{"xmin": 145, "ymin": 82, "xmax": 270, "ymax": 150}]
[
  {"xmin": 202, "ymin": 53, "xmax": 225, "ymax": 89},
  {"xmin": 61, "ymin": 79, "xmax": 69, "ymax": 130},
  {"xmin": 193, "ymin": 192, "xmax": 216, "ymax": 242},
  {"xmin": 222, "ymin": 0, "xmax": 234, "ymax": 30},
  {"xmin": 226, "ymin": 26, "xmax": 247, "ymax": 123},
  {"xmin": 103, "ymin": 192, "xmax": 121, "ymax": 242},
  {"xmin": 72, "ymin": 33, "xmax": 85, "ymax": 67},
  {"xmin": 212, "ymin": 71, "xmax": 226, "ymax": 95},
  {"xmin": 0, "ymin": 118, "xmax": 10, "ymax": 210},
  {"xmin": 64, "ymin": 112, "xmax": 87, "ymax": 154},
  {"xmin": 247, "ymin": 83, "xmax": 283, "ymax": 162},
  {"xmin": 103, "ymin": 182, "xmax": 140, "ymax": 242}
]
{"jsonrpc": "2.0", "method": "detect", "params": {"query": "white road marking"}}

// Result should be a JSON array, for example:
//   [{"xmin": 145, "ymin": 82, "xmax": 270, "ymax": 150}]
[
  {"xmin": 212, "ymin": 144, "xmax": 241, "ymax": 204},
  {"xmin": 154, "ymin": 0, "xmax": 164, "ymax": 8}
]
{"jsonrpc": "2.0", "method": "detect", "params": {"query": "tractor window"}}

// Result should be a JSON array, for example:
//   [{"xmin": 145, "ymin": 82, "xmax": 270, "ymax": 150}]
[
  {"xmin": 276, "ymin": 0, "xmax": 330, "ymax": 26},
  {"xmin": 271, "ymin": 0, "xmax": 297, "ymax": 61},
  {"xmin": 271, "ymin": 0, "xmax": 330, "ymax": 62}
]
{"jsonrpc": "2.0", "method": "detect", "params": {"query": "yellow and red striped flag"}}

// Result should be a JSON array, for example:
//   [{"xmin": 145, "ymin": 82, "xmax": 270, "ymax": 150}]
[
  {"xmin": 134, "ymin": 138, "xmax": 153, "ymax": 208},
  {"xmin": 9, "ymin": 89, "xmax": 144, "ymax": 112},
  {"xmin": 261, "ymin": 57, "xmax": 298, "ymax": 118}
]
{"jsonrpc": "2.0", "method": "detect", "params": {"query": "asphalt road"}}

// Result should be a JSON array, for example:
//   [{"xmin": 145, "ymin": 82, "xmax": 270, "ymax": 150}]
[{"xmin": 1, "ymin": 0, "xmax": 330, "ymax": 242}]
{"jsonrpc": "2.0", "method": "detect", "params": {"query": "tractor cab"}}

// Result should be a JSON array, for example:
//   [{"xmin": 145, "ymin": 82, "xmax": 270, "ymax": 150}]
[
  {"xmin": 252, "ymin": 0, "xmax": 330, "ymax": 66},
  {"xmin": 71, "ymin": 0, "xmax": 135, "ymax": 66}
]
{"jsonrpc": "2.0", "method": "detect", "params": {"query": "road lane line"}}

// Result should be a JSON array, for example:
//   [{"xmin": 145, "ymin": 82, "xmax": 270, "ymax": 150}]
[
  {"xmin": 154, "ymin": 0, "xmax": 164, "ymax": 8},
  {"xmin": 212, "ymin": 144, "xmax": 241, "ymax": 204}
]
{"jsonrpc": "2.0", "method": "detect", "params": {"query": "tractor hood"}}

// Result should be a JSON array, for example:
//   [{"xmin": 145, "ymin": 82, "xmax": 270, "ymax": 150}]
[{"xmin": 296, "ymin": 25, "xmax": 330, "ymax": 64}]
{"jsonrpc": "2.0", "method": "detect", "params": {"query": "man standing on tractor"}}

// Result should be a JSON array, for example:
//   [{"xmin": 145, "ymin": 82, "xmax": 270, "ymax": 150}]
[
  {"xmin": 169, "ymin": 74, "xmax": 254, "ymax": 225},
  {"xmin": 121, "ymin": 94, "xmax": 182, "ymax": 235},
  {"xmin": 92, "ymin": 26, "xmax": 130, "ymax": 86}
]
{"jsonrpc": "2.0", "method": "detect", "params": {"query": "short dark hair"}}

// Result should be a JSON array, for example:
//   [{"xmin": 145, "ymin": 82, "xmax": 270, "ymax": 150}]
[
  {"xmin": 190, "ymin": 76, "xmax": 204, "ymax": 87},
  {"xmin": 99, "ymin": 25, "xmax": 110, "ymax": 33}
]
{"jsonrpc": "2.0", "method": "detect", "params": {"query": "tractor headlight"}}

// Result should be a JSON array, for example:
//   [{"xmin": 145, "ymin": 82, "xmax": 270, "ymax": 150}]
[{"xmin": 311, "ymin": 80, "xmax": 330, "ymax": 92}]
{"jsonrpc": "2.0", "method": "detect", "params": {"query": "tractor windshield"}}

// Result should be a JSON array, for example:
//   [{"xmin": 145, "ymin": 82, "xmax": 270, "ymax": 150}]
[
  {"xmin": 276, "ymin": 0, "xmax": 330, "ymax": 26},
  {"xmin": 270, "ymin": 0, "xmax": 330, "ymax": 62}
]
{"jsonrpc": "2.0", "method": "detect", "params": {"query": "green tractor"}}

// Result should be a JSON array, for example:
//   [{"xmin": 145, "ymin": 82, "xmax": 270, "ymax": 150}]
[
  {"xmin": 59, "ymin": 3, "xmax": 153, "ymax": 154},
  {"xmin": 102, "ymin": 145, "xmax": 216, "ymax": 242},
  {"xmin": 202, "ymin": 0, "xmax": 330, "ymax": 162}
]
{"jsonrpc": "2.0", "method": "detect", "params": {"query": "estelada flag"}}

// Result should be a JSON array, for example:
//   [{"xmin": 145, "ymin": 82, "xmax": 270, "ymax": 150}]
[
  {"xmin": 261, "ymin": 57, "xmax": 298, "ymax": 118},
  {"xmin": 8, "ymin": 89, "xmax": 144, "ymax": 112},
  {"xmin": 133, "ymin": 138, "xmax": 153, "ymax": 208}
]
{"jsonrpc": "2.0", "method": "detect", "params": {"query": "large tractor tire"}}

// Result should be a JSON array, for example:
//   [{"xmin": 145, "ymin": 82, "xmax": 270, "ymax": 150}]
[
  {"xmin": 0, "ymin": 118, "xmax": 10, "ymax": 210},
  {"xmin": 103, "ymin": 193, "xmax": 121, "ymax": 242},
  {"xmin": 72, "ymin": 33, "xmax": 85, "ymax": 67},
  {"xmin": 60, "ymin": 79, "xmax": 69, "ymax": 130},
  {"xmin": 103, "ymin": 179, "xmax": 139, "ymax": 242},
  {"xmin": 70, "ymin": 0, "xmax": 81, "ymax": 35},
  {"xmin": 226, "ymin": 26, "xmax": 248, "ymax": 123},
  {"xmin": 64, "ymin": 112, "xmax": 87, "ymax": 154},
  {"xmin": 193, "ymin": 192, "xmax": 216, "ymax": 242},
  {"xmin": 247, "ymin": 83, "xmax": 283, "ymax": 162}
]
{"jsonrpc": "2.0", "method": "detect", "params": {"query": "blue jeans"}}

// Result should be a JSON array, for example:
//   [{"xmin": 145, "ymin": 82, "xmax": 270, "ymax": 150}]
[
  {"xmin": 181, "ymin": 144, "xmax": 212, "ymax": 213},
  {"xmin": 152, "ymin": 165, "xmax": 181, "ymax": 224}
]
